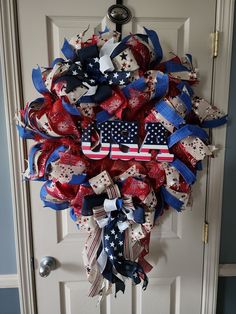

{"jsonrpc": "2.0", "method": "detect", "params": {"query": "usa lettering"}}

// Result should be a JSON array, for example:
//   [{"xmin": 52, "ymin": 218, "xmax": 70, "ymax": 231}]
[{"xmin": 81, "ymin": 121, "xmax": 174, "ymax": 162}]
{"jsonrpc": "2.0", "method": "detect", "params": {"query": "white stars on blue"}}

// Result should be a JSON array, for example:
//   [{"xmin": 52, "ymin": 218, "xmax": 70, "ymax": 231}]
[
  {"xmin": 104, "ymin": 224, "xmax": 125, "ymax": 264},
  {"xmin": 105, "ymin": 71, "xmax": 131, "ymax": 86},
  {"xmin": 144, "ymin": 122, "xmax": 168, "ymax": 145},
  {"xmin": 98, "ymin": 121, "xmax": 138, "ymax": 145}
]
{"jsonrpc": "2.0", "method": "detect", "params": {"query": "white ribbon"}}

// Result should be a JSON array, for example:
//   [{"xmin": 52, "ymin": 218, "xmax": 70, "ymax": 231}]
[
  {"xmin": 99, "ymin": 38, "xmax": 119, "ymax": 57},
  {"xmin": 104, "ymin": 198, "xmax": 119, "ymax": 212},
  {"xmin": 99, "ymin": 55, "xmax": 114, "ymax": 73}
]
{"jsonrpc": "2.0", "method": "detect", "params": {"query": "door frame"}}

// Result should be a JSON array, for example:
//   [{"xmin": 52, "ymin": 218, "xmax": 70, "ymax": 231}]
[
  {"xmin": 201, "ymin": 0, "xmax": 235, "ymax": 312},
  {"xmin": 0, "ymin": 1, "xmax": 36, "ymax": 313},
  {"xmin": 0, "ymin": 0, "xmax": 234, "ymax": 313}
]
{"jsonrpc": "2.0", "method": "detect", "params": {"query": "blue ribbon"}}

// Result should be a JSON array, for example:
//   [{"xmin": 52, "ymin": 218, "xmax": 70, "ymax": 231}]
[
  {"xmin": 16, "ymin": 125, "xmax": 35, "ymax": 139},
  {"xmin": 196, "ymin": 160, "xmax": 203, "ymax": 171},
  {"xmin": 79, "ymin": 45, "xmax": 99, "ymax": 64},
  {"xmin": 50, "ymin": 58, "xmax": 65, "ymax": 68},
  {"xmin": 161, "ymin": 186, "xmax": 184, "ymax": 212},
  {"xmin": 45, "ymin": 145, "xmax": 68, "ymax": 172},
  {"xmin": 62, "ymin": 98, "xmax": 81, "ymax": 116},
  {"xmin": 96, "ymin": 110, "xmax": 113, "ymax": 123},
  {"xmin": 110, "ymin": 41, "xmax": 128, "ymax": 59},
  {"xmin": 196, "ymin": 161, "xmax": 203, "ymax": 171},
  {"xmin": 40, "ymin": 181, "xmax": 70, "ymax": 210},
  {"xmin": 185, "ymin": 53, "xmax": 193, "ymax": 66},
  {"xmin": 82, "ymin": 194, "xmax": 107, "ymax": 216},
  {"xmin": 69, "ymin": 174, "xmax": 87, "ymax": 184},
  {"xmin": 102, "ymin": 259, "xmax": 125, "ymax": 295},
  {"xmin": 155, "ymin": 100, "xmax": 185, "ymax": 128},
  {"xmin": 79, "ymin": 95, "xmax": 94, "ymax": 103},
  {"xmin": 154, "ymin": 72, "xmax": 169, "ymax": 99},
  {"xmin": 133, "ymin": 206, "xmax": 145, "ymax": 224},
  {"xmin": 32, "ymin": 66, "xmax": 48, "ymax": 94},
  {"xmin": 177, "ymin": 82, "xmax": 194, "ymax": 97},
  {"xmin": 106, "ymin": 71, "xmax": 131, "ymax": 86},
  {"xmin": 122, "ymin": 77, "xmax": 147, "ymax": 98},
  {"xmin": 28, "ymin": 143, "xmax": 42, "ymax": 176},
  {"xmin": 41, "ymin": 200, "xmax": 69, "ymax": 210},
  {"xmin": 136, "ymin": 33, "xmax": 149, "ymax": 43},
  {"xmin": 81, "ymin": 181, "xmax": 91, "ymax": 187},
  {"xmin": 201, "ymin": 116, "xmax": 228, "ymax": 128},
  {"xmin": 61, "ymin": 39, "xmax": 76, "ymax": 60},
  {"xmin": 171, "ymin": 159, "xmax": 196, "ymax": 185},
  {"xmin": 162, "ymin": 60, "xmax": 188, "ymax": 73},
  {"xmin": 93, "ymin": 85, "xmax": 113, "ymax": 103},
  {"xmin": 168, "ymin": 124, "xmax": 208, "ymax": 148},
  {"xmin": 116, "ymin": 198, "xmax": 123, "ymax": 210},
  {"xmin": 99, "ymin": 26, "xmax": 109, "ymax": 35},
  {"xmin": 103, "ymin": 219, "xmax": 148, "ymax": 290},
  {"xmin": 70, "ymin": 208, "xmax": 77, "ymax": 222},
  {"xmin": 144, "ymin": 27, "xmax": 163, "ymax": 63},
  {"xmin": 114, "ymin": 258, "xmax": 147, "ymax": 288}
]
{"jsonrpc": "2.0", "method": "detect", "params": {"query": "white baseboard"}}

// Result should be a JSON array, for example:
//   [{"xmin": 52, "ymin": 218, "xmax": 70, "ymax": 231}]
[
  {"xmin": 219, "ymin": 264, "xmax": 236, "ymax": 277},
  {"xmin": 0, "ymin": 274, "xmax": 19, "ymax": 288}
]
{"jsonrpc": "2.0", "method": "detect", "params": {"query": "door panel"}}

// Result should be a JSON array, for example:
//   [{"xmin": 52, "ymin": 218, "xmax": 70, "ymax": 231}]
[
  {"xmin": 60, "ymin": 281, "xmax": 99, "ymax": 314},
  {"xmin": 17, "ymin": 0, "xmax": 216, "ymax": 313},
  {"xmin": 135, "ymin": 277, "xmax": 180, "ymax": 314}
]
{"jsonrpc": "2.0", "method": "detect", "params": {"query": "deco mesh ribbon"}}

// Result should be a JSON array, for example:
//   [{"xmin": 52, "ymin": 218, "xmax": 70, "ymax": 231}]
[{"xmin": 17, "ymin": 24, "xmax": 227, "ymax": 297}]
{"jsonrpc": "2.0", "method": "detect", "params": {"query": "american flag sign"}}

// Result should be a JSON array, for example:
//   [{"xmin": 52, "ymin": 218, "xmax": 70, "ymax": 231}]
[{"xmin": 81, "ymin": 121, "xmax": 174, "ymax": 162}]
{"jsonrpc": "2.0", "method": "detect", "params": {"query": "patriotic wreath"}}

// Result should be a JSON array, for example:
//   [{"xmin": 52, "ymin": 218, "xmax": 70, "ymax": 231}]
[{"xmin": 17, "ymin": 24, "xmax": 227, "ymax": 297}]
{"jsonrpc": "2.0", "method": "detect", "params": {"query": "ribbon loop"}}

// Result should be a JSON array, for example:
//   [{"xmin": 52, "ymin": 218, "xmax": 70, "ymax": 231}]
[{"xmin": 168, "ymin": 124, "xmax": 208, "ymax": 148}]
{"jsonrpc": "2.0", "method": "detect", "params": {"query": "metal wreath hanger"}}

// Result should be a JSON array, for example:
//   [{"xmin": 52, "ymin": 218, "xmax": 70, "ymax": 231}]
[{"xmin": 107, "ymin": 0, "xmax": 132, "ymax": 37}]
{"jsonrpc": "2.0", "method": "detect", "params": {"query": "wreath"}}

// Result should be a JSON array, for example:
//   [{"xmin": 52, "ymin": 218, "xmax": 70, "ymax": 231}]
[{"xmin": 17, "ymin": 24, "xmax": 227, "ymax": 297}]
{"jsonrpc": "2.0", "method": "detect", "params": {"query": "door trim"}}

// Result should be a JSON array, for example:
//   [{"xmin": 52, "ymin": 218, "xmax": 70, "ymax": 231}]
[
  {"xmin": 201, "ymin": 1, "xmax": 235, "ymax": 313},
  {"xmin": 219, "ymin": 264, "xmax": 236, "ymax": 277},
  {"xmin": 0, "ymin": 0, "xmax": 36, "ymax": 313},
  {"xmin": 0, "ymin": 274, "xmax": 19, "ymax": 289},
  {"xmin": 0, "ymin": 0, "xmax": 234, "ymax": 313}
]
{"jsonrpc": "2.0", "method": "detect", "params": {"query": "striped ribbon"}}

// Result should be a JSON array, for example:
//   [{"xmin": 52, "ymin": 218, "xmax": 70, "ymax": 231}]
[{"xmin": 83, "ymin": 226, "xmax": 104, "ymax": 297}]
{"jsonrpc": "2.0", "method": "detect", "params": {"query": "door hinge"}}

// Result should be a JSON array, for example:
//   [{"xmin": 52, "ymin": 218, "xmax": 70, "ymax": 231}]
[
  {"xmin": 202, "ymin": 222, "xmax": 209, "ymax": 244},
  {"xmin": 212, "ymin": 31, "xmax": 219, "ymax": 58}
]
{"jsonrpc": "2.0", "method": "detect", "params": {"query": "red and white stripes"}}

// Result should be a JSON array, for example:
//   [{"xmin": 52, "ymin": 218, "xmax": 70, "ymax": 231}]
[{"xmin": 82, "ymin": 142, "xmax": 174, "ymax": 162}]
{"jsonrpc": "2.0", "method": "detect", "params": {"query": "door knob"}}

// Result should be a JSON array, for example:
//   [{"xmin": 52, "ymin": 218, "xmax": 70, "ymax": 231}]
[{"xmin": 39, "ymin": 256, "xmax": 57, "ymax": 278}]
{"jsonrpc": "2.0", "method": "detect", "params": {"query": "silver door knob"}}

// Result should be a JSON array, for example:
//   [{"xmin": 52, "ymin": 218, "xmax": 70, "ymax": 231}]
[{"xmin": 39, "ymin": 256, "xmax": 57, "ymax": 278}]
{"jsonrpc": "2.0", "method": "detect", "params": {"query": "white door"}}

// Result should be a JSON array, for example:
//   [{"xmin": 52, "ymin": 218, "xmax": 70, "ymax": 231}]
[{"xmin": 17, "ymin": 0, "xmax": 216, "ymax": 313}]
